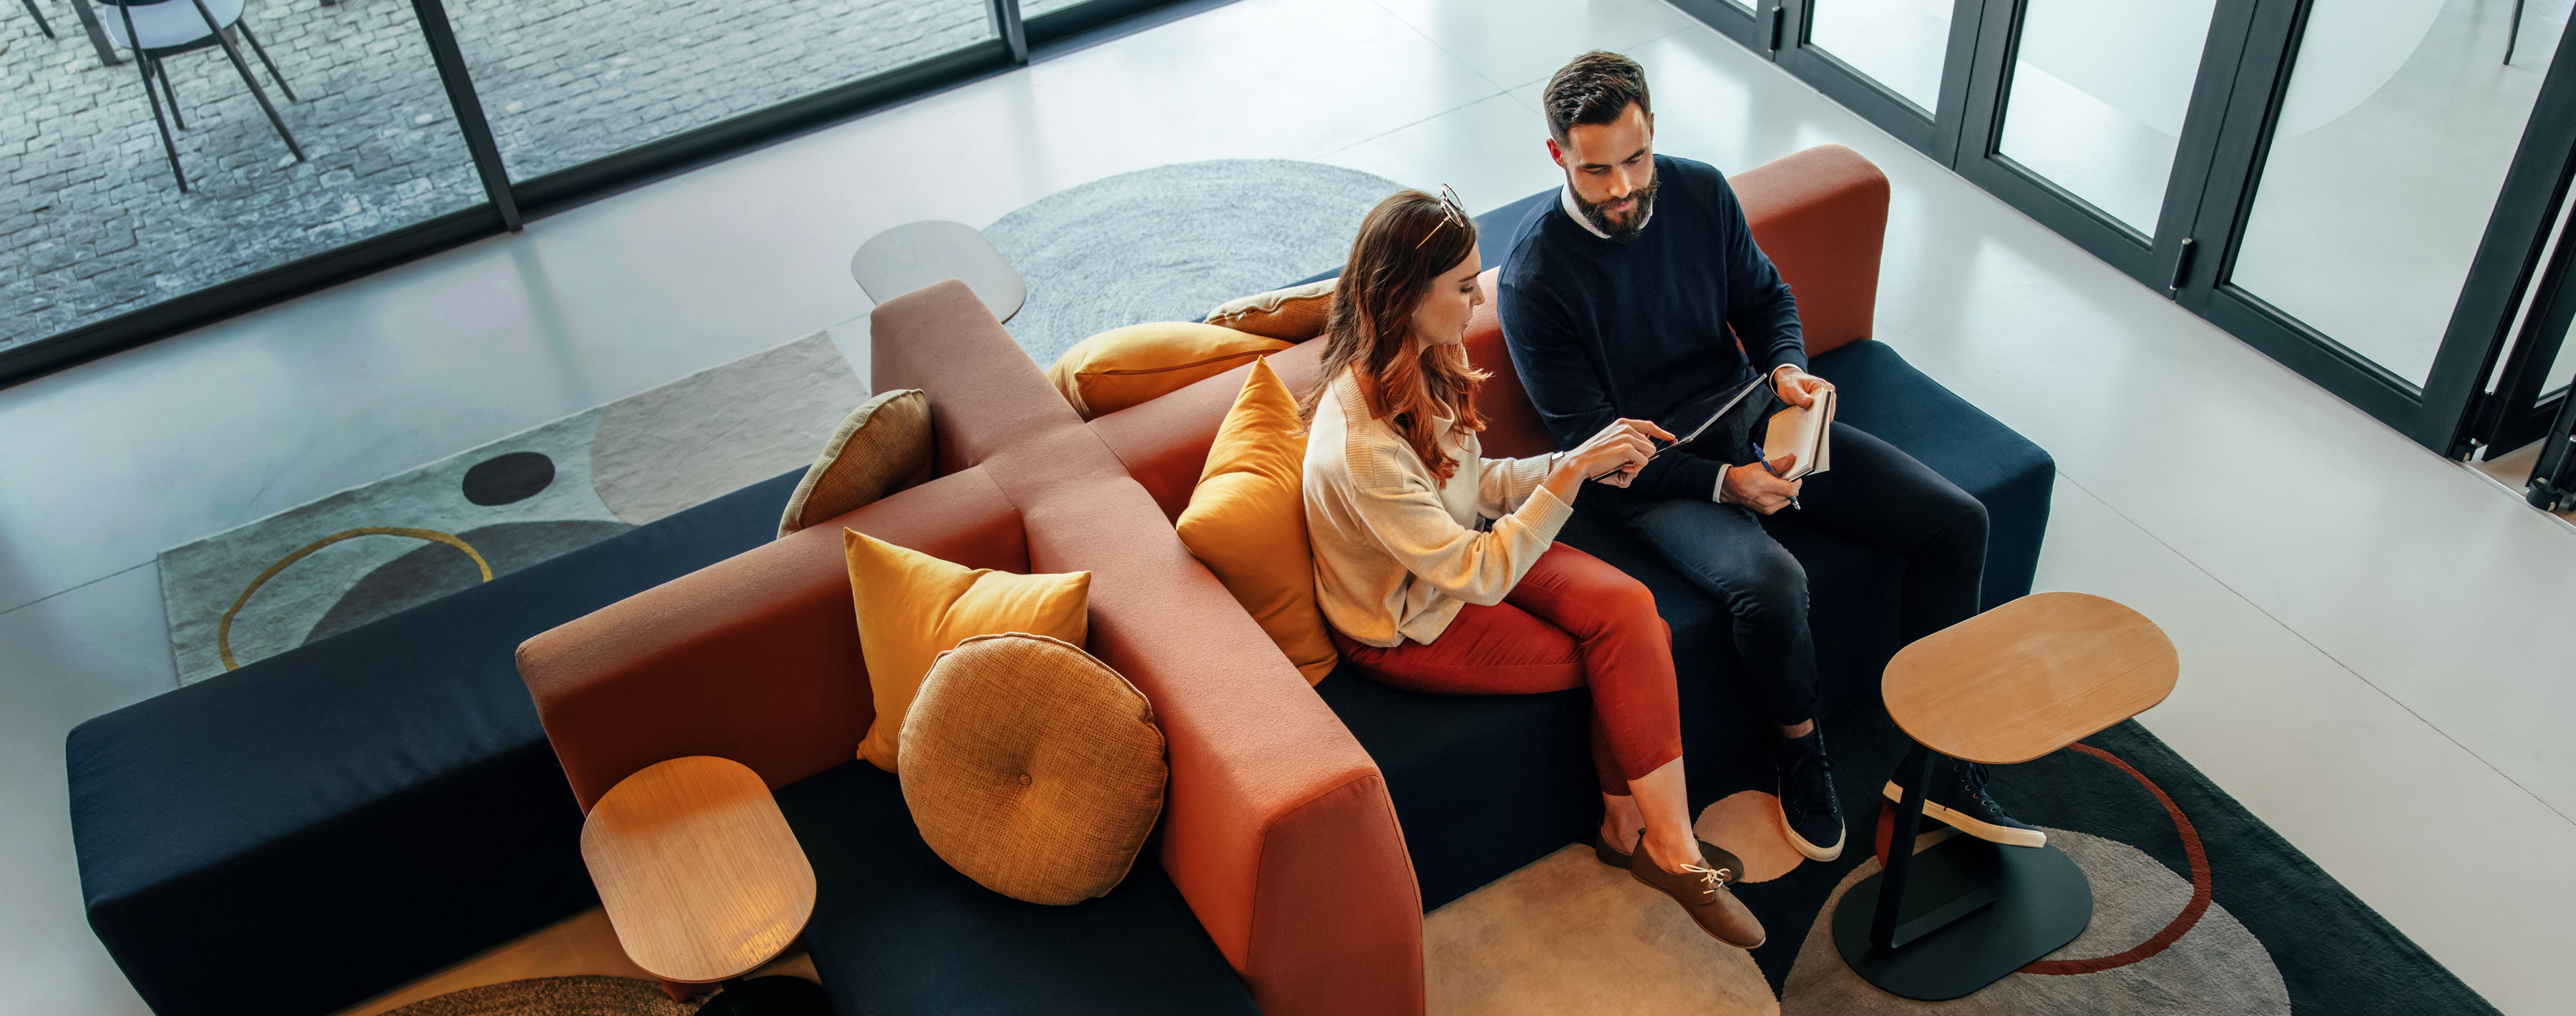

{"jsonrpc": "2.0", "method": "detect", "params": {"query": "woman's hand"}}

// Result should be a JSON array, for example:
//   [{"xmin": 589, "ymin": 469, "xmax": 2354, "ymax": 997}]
[{"xmin": 1543, "ymin": 418, "xmax": 1672, "ymax": 504}]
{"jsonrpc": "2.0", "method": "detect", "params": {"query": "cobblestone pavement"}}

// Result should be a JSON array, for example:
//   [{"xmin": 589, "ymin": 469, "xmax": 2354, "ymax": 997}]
[{"xmin": 1, "ymin": 0, "xmax": 989, "ymax": 349}]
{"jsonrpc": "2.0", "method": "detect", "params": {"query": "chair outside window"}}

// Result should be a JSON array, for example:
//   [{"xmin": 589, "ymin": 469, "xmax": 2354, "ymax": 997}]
[
  {"xmin": 96, "ymin": 0, "xmax": 301, "ymax": 191},
  {"xmin": 19, "ymin": 0, "xmax": 59, "ymax": 39}
]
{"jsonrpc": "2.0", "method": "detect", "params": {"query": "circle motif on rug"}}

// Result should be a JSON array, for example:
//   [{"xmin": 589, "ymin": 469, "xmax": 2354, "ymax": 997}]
[
  {"xmin": 982, "ymin": 159, "xmax": 1405, "ymax": 365},
  {"xmin": 380, "ymin": 975, "xmax": 699, "ymax": 1015},
  {"xmin": 219, "ymin": 527, "xmax": 491, "ymax": 670},
  {"xmin": 462, "ymin": 451, "xmax": 557, "ymax": 506},
  {"xmin": 1863, "ymin": 743, "xmax": 2214, "ymax": 976}
]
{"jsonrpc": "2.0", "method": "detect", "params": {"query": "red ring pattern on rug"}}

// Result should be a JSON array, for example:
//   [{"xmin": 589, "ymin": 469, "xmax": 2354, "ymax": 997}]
[{"xmin": 1868, "ymin": 742, "xmax": 2213, "ymax": 975}]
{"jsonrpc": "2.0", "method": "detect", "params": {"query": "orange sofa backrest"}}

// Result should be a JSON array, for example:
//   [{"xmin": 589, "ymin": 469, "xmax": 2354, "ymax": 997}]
[
  {"xmin": 1098, "ymin": 143, "xmax": 1893, "ymax": 484},
  {"xmin": 520, "ymin": 281, "xmax": 1425, "ymax": 1016}
]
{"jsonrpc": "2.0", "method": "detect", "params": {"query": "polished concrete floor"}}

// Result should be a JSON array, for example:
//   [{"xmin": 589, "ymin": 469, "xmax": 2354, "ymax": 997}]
[{"xmin": 2, "ymin": 0, "xmax": 2570, "ymax": 1012}]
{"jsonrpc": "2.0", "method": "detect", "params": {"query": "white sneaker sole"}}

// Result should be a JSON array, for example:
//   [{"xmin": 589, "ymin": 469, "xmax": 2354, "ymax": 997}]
[
  {"xmin": 1777, "ymin": 796, "xmax": 1845, "ymax": 861},
  {"xmin": 1880, "ymin": 781, "xmax": 2048, "ymax": 849}
]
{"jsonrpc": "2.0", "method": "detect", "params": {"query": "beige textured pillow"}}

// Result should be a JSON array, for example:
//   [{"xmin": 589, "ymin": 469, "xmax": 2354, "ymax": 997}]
[
  {"xmin": 778, "ymin": 389, "xmax": 933, "ymax": 538},
  {"xmin": 1205, "ymin": 278, "xmax": 1337, "ymax": 341},
  {"xmin": 899, "ymin": 633, "xmax": 1167, "ymax": 906}
]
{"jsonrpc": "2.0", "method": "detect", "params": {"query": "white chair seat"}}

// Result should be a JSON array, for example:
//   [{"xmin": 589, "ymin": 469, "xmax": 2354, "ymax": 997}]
[{"xmin": 97, "ymin": 0, "xmax": 243, "ymax": 52}]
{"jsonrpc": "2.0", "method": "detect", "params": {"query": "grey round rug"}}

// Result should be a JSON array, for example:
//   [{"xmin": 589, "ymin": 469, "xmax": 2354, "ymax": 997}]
[
  {"xmin": 382, "ymin": 976, "xmax": 697, "ymax": 1015},
  {"xmin": 982, "ymin": 160, "xmax": 1405, "ymax": 364}
]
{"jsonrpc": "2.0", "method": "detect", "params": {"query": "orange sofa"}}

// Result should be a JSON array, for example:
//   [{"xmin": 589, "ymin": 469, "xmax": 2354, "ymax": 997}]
[
  {"xmin": 515, "ymin": 280, "xmax": 1423, "ymax": 1015},
  {"xmin": 517, "ymin": 142, "xmax": 2051, "ymax": 1014}
]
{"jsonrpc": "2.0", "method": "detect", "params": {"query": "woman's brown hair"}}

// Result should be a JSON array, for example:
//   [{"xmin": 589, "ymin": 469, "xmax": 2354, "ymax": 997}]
[{"xmin": 1302, "ymin": 190, "xmax": 1489, "ymax": 485}]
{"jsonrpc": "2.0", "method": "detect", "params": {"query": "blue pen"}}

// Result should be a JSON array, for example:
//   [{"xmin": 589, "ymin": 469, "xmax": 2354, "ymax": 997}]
[{"xmin": 1760, "ymin": 456, "xmax": 1801, "ymax": 511}]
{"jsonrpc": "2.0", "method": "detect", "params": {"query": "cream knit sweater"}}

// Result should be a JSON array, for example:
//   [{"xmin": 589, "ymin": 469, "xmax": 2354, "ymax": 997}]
[{"xmin": 1304, "ymin": 369, "xmax": 1573, "ymax": 648}]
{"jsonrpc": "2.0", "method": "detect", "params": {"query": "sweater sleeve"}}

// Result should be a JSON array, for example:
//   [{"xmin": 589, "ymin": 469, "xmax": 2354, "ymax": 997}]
[
  {"xmin": 1475, "ymin": 449, "xmax": 1551, "ymax": 520},
  {"xmin": 1714, "ymin": 174, "xmax": 1807, "ymax": 376},
  {"xmin": 1349, "ymin": 443, "xmax": 1571, "ymax": 607},
  {"xmin": 1499, "ymin": 275, "xmax": 1727, "ymax": 500}
]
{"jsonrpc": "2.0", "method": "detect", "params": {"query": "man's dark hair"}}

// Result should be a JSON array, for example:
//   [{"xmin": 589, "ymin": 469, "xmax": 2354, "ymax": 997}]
[{"xmin": 1543, "ymin": 51, "xmax": 1651, "ymax": 143}]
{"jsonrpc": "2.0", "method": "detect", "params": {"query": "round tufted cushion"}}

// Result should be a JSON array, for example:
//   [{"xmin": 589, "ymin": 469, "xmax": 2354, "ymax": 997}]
[{"xmin": 898, "ymin": 632, "xmax": 1169, "ymax": 905}]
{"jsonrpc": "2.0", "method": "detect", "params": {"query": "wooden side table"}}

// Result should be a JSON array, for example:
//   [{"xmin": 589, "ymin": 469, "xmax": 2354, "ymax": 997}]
[
  {"xmin": 1832, "ymin": 592, "xmax": 2178, "ymax": 1000},
  {"xmin": 582, "ymin": 756, "xmax": 821, "ymax": 1009}
]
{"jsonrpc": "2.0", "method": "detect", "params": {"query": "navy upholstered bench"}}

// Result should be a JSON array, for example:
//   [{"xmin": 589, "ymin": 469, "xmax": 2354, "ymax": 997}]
[{"xmin": 66, "ymin": 471, "xmax": 804, "ymax": 1016}]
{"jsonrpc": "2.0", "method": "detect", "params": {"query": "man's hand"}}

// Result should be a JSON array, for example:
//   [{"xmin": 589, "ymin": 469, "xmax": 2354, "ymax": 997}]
[
  {"xmin": 1721, "ymin": 454, "xmax": 1803, "ymax": 514},
  {"xmin": 1772, "ymin": 366, "xmax": 1833, "ymax": 409}
]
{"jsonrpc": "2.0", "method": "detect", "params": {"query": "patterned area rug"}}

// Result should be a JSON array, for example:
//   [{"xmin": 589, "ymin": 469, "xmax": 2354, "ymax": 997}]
[
  {"xmin": 379, "ymin": 977, "xmax": 694, "ymax": 1015},
  {"xmin": 983, "ymin": 159, "xmax": 1402, "ymax": 363},
  {"xmin": 1423, "ymin": 715, "xmax": 2499, "ymax": 1015},
  {"xmin": 156, "ymin": 334, "xmax": 866, "ymax": 683}
]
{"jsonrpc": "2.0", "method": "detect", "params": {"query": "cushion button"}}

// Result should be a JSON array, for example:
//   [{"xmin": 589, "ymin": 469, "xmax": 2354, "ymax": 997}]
[{"xmin": 1018, "ymin": 772, "xmax": 1033, "ymax": 786}]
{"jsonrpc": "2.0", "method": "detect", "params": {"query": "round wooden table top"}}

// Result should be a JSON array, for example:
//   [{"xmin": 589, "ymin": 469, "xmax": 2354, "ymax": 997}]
[
  {"xmin": 1881, "ymin": 592, "xmax": 2177, "ymax": 765},
  {"xmin": 580, "ymin": 756, "xmax": 816, "ymax": 985}
]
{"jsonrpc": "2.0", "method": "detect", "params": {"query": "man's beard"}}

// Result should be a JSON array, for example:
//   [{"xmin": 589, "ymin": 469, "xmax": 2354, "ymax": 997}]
[{"xmin": 1574, "ymin": 174, "xmax": 1659, "ymax": 239}]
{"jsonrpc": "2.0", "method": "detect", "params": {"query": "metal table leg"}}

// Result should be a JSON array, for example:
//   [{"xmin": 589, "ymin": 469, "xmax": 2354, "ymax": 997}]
[{"xmin": 1830, "ymin": 741, "xmax": 2094, "ymax": 1000}]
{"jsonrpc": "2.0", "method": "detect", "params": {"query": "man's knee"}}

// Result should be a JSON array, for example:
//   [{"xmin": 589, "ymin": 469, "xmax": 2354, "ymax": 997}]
[
  {"xmin": 1736, "ymin": 548, "xmax": 1808, "ymax": 620},
  {"xmin": 1931, "ymin": 488, "xmax": 1990, "ymax": 557}
]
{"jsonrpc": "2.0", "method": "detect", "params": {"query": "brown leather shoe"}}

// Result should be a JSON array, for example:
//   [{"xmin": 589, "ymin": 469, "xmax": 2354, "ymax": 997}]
[
  {"xmin": 1594, "ymin": 830, "xmax": 1747, "ymax": 879},
  {"xmin": 1627, "ymin": 832, "xmax": 1766, "ymax": 949}
]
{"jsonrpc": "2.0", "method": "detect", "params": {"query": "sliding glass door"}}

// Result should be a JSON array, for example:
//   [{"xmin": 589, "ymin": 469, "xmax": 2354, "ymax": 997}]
[{"xmin": 1679, "ymin": 0, "xmax": 2576, "ymax": 460}]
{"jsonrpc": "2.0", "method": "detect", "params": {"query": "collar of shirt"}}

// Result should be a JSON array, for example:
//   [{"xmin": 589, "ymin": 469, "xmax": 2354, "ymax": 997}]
[{"xmin": 1559, "ymin": 182, "xmax": 1651, "ymax": 240}]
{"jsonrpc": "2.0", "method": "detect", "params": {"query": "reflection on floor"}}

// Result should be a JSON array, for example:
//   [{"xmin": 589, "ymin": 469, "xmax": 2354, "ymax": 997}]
[{"xmin": 2, "ymin": 0, "xmax": 2572, "ymax": 1014}]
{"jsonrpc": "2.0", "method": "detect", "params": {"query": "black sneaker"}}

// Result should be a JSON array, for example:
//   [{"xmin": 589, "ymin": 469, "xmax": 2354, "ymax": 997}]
[
  {"xmin": 1882, "ymin": 758, "xmax": 2046, "ymax": 848},
  {"xmin": 1776, "ymin": 728, "xmax": 1845, "ymax": 861}
]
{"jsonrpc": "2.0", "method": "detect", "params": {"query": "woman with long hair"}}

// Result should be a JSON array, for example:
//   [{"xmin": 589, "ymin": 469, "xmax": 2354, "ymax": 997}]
[{"xmin": 1301, "ymin": 188, "xmax": 1765, "ymax": 948}]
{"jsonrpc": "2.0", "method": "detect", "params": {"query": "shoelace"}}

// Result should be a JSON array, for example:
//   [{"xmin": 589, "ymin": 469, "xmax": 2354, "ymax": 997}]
[{"xmin": 1682, "ymin": 862, "xmax": 1735, "ymax": 899}]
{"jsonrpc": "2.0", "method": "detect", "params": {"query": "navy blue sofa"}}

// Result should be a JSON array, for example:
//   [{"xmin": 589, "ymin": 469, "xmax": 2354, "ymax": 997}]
[
  {"xmin": 1305, "ymin": 187, "xmax": 2054, "ymax": 910},
  {"xmin": 65, "ymin": 469, "xmax": 1252, "ymax": 1016}
]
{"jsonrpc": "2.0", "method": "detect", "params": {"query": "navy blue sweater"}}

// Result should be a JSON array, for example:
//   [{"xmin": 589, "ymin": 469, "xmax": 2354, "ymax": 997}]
[{"xmin": 1498, "ymin": 155, "xmax": 1805, "ymax": 500}]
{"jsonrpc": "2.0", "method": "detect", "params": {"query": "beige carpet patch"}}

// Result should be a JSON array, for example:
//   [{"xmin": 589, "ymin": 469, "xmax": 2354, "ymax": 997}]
[{"xmin": 1425, "ymin": 844, "xmax": 1781, "ymax": 1016}]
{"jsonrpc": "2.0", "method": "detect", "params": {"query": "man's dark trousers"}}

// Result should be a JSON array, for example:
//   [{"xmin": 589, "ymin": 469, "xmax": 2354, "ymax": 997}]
[{"xmin": 1608, "ymin": 421, "xmax": 1988, "ymax": 727}]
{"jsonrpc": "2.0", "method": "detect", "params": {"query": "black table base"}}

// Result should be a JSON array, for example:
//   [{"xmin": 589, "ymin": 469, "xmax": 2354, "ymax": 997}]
[{"xmin": 1830, "ymin": 746, "xmax": 2092, "ymax": 1000}]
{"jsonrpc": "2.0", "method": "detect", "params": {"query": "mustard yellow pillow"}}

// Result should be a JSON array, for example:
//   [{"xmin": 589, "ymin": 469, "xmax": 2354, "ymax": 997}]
[
  {"xmin": 1045, "ymin": 323, "xmax": 1294, "ymax": 420},
  {"xmin": 902, "ymin": 633, "xmax": 1167, "ymax": 905},
  {"xmin": 845, "ymin": 529, "xmax": 1091, "ymax": 771},
  {"xmin": 1205, "ymin": 278, "xmax": 1337, "ymax": 341},
  {"xmin": 1175, "ymin": 358, "xmax": 1337, "ymax": 684}
]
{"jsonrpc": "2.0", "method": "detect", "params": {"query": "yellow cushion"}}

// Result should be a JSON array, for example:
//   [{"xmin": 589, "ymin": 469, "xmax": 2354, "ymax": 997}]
[
  {"xmin": 777, "ymin": 389, "xmax": 934, "ymax": 539},
  {"xmin": 1045, "ymin": 323, "xmax": 1294, "ymax": 421},
  {"xmin": 901, "ymin": 632, "xmax": 1167, "ymax": 905},
  {"xmin": 1175, "ymin": 358, "xmax": 1337, "ymax": 684},
  {"xmin": 845, "ymin": 529, "xmax": 1091, "ymax": 771},
  {"xmin": 1205, "ymin": 278, "xmax": 1337, "ymax": 341}
]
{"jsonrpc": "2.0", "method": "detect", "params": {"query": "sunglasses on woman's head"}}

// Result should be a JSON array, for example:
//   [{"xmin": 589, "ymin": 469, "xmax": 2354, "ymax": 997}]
[{"xmin": 1413, "ymin": 184, "xmax": 1466, "ymax": 250}]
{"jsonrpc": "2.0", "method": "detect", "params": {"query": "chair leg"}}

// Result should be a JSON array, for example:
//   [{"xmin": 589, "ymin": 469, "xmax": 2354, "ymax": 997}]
[
  {"xmin": 233, "ymin": 22, "xmax": 293, "ymax": 101},
  {"xmin": 21, "ymin": 0, "xmax": 57, "ymax": 39},
  {"xmin": 119, "ymin": 6, "xmax": 187, "ymax": 190},
  {"xmin": 2507, "ymin": 0, "xmax": 2524, "ymax": 64},
  {"xmin": 154, "ymin": 57, "xmax": 186, "ymax": 130},
  {"xmin": 187, "ymin": 0, "xmax": 300, "ymax": 160}
]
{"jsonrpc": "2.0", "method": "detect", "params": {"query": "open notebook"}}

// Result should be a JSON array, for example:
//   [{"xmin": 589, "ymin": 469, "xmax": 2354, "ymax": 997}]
[{"xmin": 1762, "ymin": 388, "xmax": 1836, "ymax": 481}]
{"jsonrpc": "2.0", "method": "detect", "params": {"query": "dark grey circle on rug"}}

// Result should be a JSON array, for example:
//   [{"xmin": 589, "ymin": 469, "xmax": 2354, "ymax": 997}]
[
  {"xmin": 382, "ymin": 975, "xmax": 698, "ymax": 1015},
  {"xmin": 1777, "ymin": 829, "xmax": 2289, "ymax": 1014},
  {"xmin": 464, "ymin": 451, "xmax": 558, "ymax": 506},
  {"xmin": 982, "ymin": 160, "xmax": 1406, "ymax": 365}
]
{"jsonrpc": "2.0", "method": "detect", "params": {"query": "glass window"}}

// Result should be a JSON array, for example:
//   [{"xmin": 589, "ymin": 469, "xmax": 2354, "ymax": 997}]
[
  {"xmin": 449, "ymin": 0, "xmax": 995, "ymax": 182},
  {"xmin": 3, "ymin": 0, "xmax": 482, "ymax": 348},
  {"xmin": 1994, "ymin": 0, "xmax": 2215, "ymax": 234},
  {"xmin": 2230, "ymin": 0, "xmax": 2566, "ymax": 386},
  {"xmin": 1805, "ymin": 0, "xmax": 1953, "ymax": 113}
]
